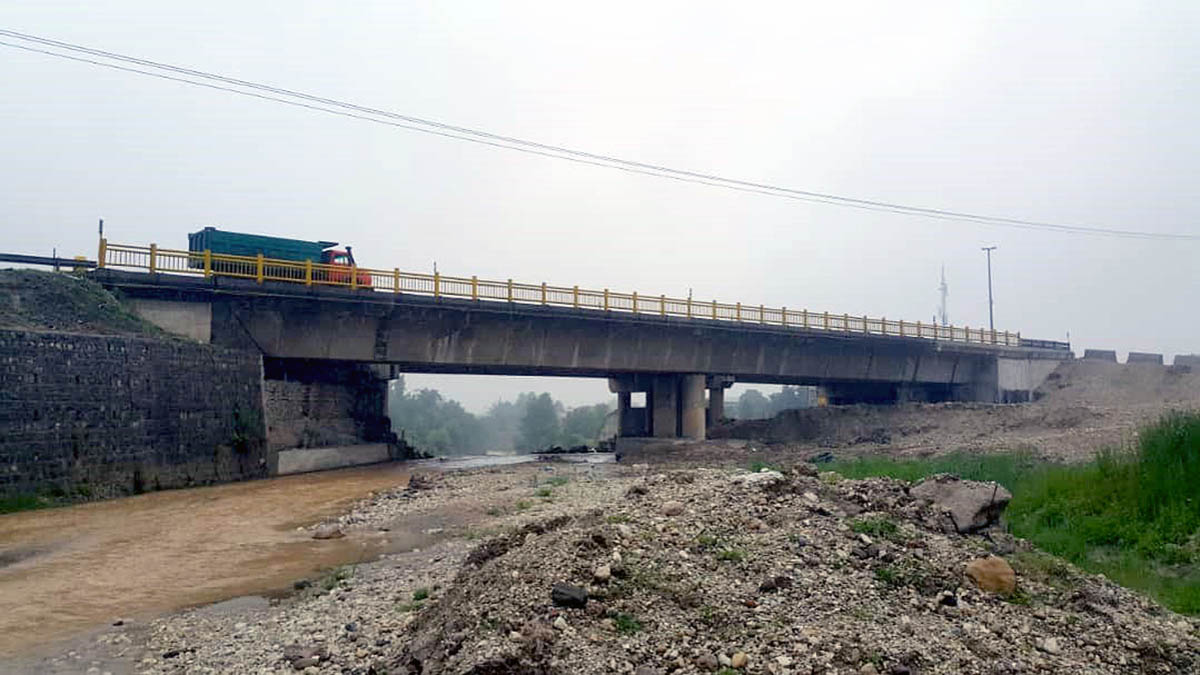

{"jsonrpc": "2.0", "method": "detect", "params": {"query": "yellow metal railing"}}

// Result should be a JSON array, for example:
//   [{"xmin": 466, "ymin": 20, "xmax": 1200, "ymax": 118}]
[{"xmin": 96, "ymin": 239, "xmax": 1021, "ymax": 346}]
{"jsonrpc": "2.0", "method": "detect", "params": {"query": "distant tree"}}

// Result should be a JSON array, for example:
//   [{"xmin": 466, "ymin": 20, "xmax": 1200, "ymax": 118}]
[
  {"xmin": 519, "ymin": 393, "xmax": 561, "ymax": 451},
  {"xmin": 768, "ymin": 385, "xmax": 816, "ymax": 415},
  {"xmin": 559, "ymin": 402, "xmax": 614, "ymax": 447},
  {"xmin": 736, "ymin": 389, "xmax": 771, "ymax": 419}
]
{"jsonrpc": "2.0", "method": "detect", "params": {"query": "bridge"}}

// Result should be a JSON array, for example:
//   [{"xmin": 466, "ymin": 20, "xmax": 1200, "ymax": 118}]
[{"xmin": 92, "ymin": 239, "xmax": 1070, "ymax": 443}]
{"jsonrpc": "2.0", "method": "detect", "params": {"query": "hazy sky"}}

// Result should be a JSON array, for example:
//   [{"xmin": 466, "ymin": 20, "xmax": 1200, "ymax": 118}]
[{"xmin": 3, "ymin": 2, "xmax": 1198, "ymax": 412}]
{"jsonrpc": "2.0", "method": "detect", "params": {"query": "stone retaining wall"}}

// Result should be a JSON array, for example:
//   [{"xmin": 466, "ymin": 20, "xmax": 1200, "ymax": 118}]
[{"xmin": 0, "ymin": 329, "xmax": 267, "ymax": 499}]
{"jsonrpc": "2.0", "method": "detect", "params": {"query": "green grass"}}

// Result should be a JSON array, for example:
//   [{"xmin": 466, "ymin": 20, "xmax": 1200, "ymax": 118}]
[
  {"xmin": 534, "ymin": 487, "xmax": 553, "ymax": 498},
  {"xmin": 319, "ymin": 566, "xmax": 353, "ymax": 591},
  {"xmin": 613, "ymin": 612, "xmax": 642, "ymax": 635},
  {"xmin": 748, "ymin": 460, "xmax": 782, "ymax": 473},
  {"xmin": 412, "ymin": 587, "xmax": 430, "ymax": 601},
  {"xmin": 0, "ymin": 493, "xmax": 49, "ymax": 514},
  {"xmin": 544, "ymin": 476, "xmax": 570, "ymax": 487},
  {"xmin": 850, "ymin": 515, "xmax": 900, "ymax": 539},
  {"xmin": 716, "ymin": 548, "xmax": 746, "ymax": 563},
  {"xmin": 829, "ymin": 412, "xmax": 1200, "ymax": 614}
]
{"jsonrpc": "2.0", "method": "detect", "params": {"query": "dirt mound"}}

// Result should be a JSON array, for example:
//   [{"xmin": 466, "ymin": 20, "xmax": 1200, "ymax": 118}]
[
  {"xmin": 0, "ymin": 269, "xmax": 162, "ymax": 336},
  {"xmin": 392, "ymin": 468, "xmax": 1198, "ymax": 674},
  {"xmin": 712, "ymin": 359, "xmax": 1200, "ymax": 462},
  {"xmin": 1034, "ymin": 359, "xmax": 1200, "ymax": 410},
  {"xmin": 711, "ymin": 403, "xmax": 1113, "ymax": 461}
]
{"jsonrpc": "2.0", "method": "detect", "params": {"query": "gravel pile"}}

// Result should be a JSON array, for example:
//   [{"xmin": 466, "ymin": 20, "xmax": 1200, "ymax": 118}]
[{"xmin": 395, "ymin": 466, "xmax": 1198, "ymax": 674}]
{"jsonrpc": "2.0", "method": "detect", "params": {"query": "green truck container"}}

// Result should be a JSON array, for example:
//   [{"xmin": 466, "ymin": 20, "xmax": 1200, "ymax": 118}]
[
  {"xmin": 187, "ymin": 227, "xmax": 338, "ymax": 262},
  {"xmin": 186, "ymin": 227, "xmax": 372, "ymax": 287}
]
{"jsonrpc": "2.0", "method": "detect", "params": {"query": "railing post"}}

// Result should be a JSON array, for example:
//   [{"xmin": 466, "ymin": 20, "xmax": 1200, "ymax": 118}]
[
  {"xmin": 507, "ymin": 279, "xmax": 513, "ymax": 303},
  {"xmin": 473, "ymin": 276, "xmax": 479, "ymax": 301},
  {"xmin": 781, "ymin": 307, "xmax": 787, "ymax": 327},
  {"xmin": 572, "ymin": 285, "xmax": 578, "ymax": 308},
  {"xmin": 759, "ymin": 304, "xmax": 765, "ymax": 324},
  {"xmin": 660, "ymin": 294, "xmax": 666, "ymax": 316},
  {"xmin": 256, "ymin": 253, "xmax": 264, "ymax": 283},
  {"xmin": 842, "ymin": 313, "xmax": 849, "ymax": 332},
  {"xmin": 97, "ymin": 238, "xmax": 107, "ymax": 268},
  {"xmin": 204, "ymin": 249, "xmax": 212, "ymax": 278},
  {"xmin": 149, "ymin": 243, "xmax": 158, "ymax": 273},
  {"xmin": 736, "ymin": 302, "xmax": 741, "ymax": 321},
  {"xmin": 305, "ymin": 260, "xmax": 313, "ymax": 286},
  {"xmin": 541, "ymin": 282, "xmax": 547, "ymax": 305},
  {"xmin": 898, "ymin": 319, "xmax": 904, "ymax": 337},
  {"xmin": 802, "ymin": 309, "xmax": 809, "ymax": 329},
  {"xmin": 632, "ymin": 291, "xmax": 638, "ymax": 314},
  {"xmin": 712, "ymin": 300, "xmax": 717, "ymax": 320},
  {"xmin": 434, "ymin": 272, "xmax": 440, "ymax": 299},
  {"xmin": 393, "ymin": 268, "xmax": 400, "ymax": 293},
  {"xmin": 351, "ymin": 265, "xmax": 358, "ymax": 290},
  {"xmin": 823, "ymin": 311, "xmax": 829, "ymax": 330},
  {"xmin": 686, "ymin": 297, "xmax": 692, "ymax": 318},
  {"xmin": 603, "ymin": 288, "xmax": 609, "ymax": 311},
  {"xmin": 863, "ymin": 314, "xmax": 868, "ymax": 333},
  {"xmin": 991, "ymin": 328, "xmax": 997, "ymax": 344}
]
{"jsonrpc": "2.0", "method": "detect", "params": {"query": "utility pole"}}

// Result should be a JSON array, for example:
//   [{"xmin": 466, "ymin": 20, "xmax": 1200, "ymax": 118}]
[
  {"xmin": 981, "ymin": 246, "xmax": 997, "ymax": 332},
  {"xmin": 937, "ymin": 265, "xmax": 949, "ymax": 327}
]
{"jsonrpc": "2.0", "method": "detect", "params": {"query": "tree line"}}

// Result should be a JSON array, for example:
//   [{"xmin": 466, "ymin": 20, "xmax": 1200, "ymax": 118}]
[{"xmin": 387, "ymin": 377, "xmax": 614, "ymax": 456}]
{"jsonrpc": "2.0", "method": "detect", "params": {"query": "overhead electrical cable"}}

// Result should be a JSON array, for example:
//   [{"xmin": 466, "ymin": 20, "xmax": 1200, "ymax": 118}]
[{"xmin": 1, "ymin": 28, "xmax": 1196, "ymax": 241}]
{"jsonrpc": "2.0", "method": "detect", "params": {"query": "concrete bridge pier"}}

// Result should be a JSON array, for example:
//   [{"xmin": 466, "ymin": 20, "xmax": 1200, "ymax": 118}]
[{"xmin": 611, "ymin": 372, "xmax": 718, "ymax": 440}]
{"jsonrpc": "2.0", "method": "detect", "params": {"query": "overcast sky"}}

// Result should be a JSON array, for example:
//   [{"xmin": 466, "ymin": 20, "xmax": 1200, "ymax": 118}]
[{"xmin": 2, "ymin": 2, "xmax": 1197, "ymax": 412}]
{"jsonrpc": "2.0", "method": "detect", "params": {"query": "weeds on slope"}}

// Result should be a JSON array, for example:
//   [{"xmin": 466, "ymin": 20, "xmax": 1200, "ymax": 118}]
[{"xmin": 828, "ymin": 412, "xmax": 1200, "ymax": 614}]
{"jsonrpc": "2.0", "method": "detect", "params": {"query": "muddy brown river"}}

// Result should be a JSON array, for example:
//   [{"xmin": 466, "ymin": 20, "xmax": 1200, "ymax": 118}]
[{"xmin": 0, "ymin": 462, "xmax": 424, "ymax": 658}]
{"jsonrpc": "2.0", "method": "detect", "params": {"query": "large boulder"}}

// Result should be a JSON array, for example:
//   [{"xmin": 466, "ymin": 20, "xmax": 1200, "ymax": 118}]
[
  {"xmin": 964, "ymin": 556, "xmax": 1017, "ymax": 594},
  {"xmin": 910, "ymin": 474, "xmax": 1012, "ymax": 533}
]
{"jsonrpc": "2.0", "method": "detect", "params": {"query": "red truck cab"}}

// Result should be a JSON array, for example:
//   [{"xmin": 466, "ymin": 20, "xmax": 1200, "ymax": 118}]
[{"xmin": 321, "ymin": 246, "xmax": 373, "ymax": 288}]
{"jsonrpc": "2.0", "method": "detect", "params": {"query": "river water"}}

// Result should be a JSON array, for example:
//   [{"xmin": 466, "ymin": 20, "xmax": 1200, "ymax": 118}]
[
  {"xmin": 0, "ymin": 452, "xmax": 617, "ymax": 659},
  {"xmin": 0, "ymin": 461, "xmax": 429, "ymax": 658}
]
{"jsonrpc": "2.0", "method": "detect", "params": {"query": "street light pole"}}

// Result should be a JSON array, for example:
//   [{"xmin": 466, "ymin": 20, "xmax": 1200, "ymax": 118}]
[{"xmin": 981, "ymin": 246, "xmax": 997, "ymax": 332}]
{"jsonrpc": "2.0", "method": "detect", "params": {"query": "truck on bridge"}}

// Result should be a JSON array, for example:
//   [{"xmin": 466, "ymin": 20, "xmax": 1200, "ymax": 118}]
[{"xmin": 187, "ymin": 227, "xmax": 371, "ymax": 288}]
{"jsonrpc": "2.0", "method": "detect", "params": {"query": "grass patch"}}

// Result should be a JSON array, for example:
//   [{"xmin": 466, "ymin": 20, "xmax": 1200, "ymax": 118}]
[
  {"xmin": 605, "ymin": 514, "xmax": 631, "ymax": 523},
  {"xmin": 412, "ymin": 587, "xmax": 430, "ymax": 601},
  {"xmin": 851, "ymin": 515, "xmax": 900, "ymax": 539},
  {"xmin": 319, "ymin": 566, "xmax": 353, "ymax": 591},
  {"xmin": 716, "ymin": 548, "xmax": 746, "ymax": 563},
  {"xmin": 515, "ymin": 500, "xmax": 532, "ymax": 511},
  {"xmin": 613, "ymin": 612, "xmax": 642, "ymax": 635},
  {"xmin": 534, "ymin": 487, "xmax": 554, "ymax": 498},
  {"xmin": 0, "ymin": 493, "xmax": 49, "ymax": 514},
  {"xmin": 830, "ymin": 412, "xmax": 1200, "ymax": 615},
  {"xmin": 544, "ymin": 476, "xmax": 570, "ymax": 487},
  {"xmin": 748, "ymin": 460, "xmax": 782, "ymax": 473}
]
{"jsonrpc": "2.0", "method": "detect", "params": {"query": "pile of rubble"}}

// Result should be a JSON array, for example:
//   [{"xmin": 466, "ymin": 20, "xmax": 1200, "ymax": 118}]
[{"xmin": 394, "ymin": 466, "xmax": 1197, "ymax": 674}]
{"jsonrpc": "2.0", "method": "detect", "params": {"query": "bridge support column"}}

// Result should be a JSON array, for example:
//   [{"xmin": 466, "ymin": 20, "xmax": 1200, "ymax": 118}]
[
  {"xmin": 681, "ymin": 374, "xmax": 706, "ymax": 440},
  {"xmin": 651, "ymin": 374, "xmax": 679, "ymax": 438},
  {"xmin": 707, "ymin": 387, "xmax": 724, "ymax": 428}
]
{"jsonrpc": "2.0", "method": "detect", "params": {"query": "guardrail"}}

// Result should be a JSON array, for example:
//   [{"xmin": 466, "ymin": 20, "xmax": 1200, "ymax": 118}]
[{"xmin": 97, "ymin": 239, "xmax": 1022, "ymax": 346}]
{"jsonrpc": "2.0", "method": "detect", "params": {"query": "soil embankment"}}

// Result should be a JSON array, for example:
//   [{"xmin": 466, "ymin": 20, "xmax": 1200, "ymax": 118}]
[{"xmin": 711, "ymin": 359, "xmax": 1200, "ymax": 462}]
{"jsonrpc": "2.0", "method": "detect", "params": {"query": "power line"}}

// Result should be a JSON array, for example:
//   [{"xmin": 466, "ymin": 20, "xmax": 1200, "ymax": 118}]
[{"xmin": 2, "ymin": 29, "xmax": 1196, "ymax": 241}]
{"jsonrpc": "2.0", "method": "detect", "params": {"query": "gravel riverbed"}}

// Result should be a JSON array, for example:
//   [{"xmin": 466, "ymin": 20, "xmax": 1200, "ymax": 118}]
[{"xmin": 22, "ymin": 453, "xmax": 1200, "ymax": 674}]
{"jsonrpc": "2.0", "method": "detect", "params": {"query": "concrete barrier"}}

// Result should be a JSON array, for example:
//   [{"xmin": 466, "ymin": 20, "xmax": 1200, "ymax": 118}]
[
  {"xmin": 1174, "ymin": 354, "xmax": 1200, "ymax": 367},
  {"xmin": 1083, "ymin": 349, "xmax": 1117, "ymax": 362},
  {"xmin": 1127, "ymin": 352, "xmax": 1164, "ymax": 365},
  {"xmin": 276, "ymin": 443, "xmax": 392, "ymax": 475}
]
